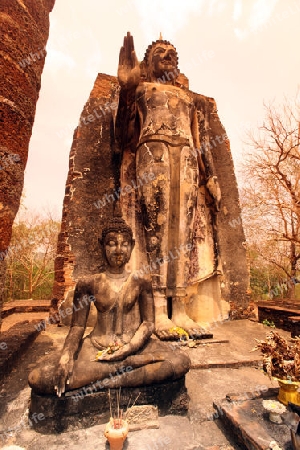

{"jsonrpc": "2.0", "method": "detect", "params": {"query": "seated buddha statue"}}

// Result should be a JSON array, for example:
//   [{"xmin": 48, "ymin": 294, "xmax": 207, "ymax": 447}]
[{"xmin": 28, "ymin": 214, "xmax": 190, "ymax": 396}]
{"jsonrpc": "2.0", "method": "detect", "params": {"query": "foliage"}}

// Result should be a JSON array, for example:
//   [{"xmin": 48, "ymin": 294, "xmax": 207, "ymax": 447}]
[
  {"xmin": 241, "ymin": 96, "xmax": 300, "ymax": 300},
  {"xmin": 247, "ymin": 245, "xmax": 282, "ymax": 300},
  {"xmin": 253, "ymin": 330, "xmax": 300, "ymax": 381},
  {"xmin": 262, "ymin": 319, "xmax": 275, "ymax": 328},
  {"xmin": 4, "ymin": 210, "xmax": 60, "ymax": 300}
]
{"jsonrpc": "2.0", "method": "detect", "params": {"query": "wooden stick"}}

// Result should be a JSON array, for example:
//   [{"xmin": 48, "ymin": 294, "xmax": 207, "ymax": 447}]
[
  {"xmin": 128, "ymin": 391, "xmax": 141, "ymax": 411},
  {"xmin": 108, "ymin": 388, "xmax": 113, "ymax": 419}
]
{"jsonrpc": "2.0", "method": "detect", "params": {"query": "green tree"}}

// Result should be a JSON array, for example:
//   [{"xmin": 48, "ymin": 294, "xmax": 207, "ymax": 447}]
[{"xmin": 4, "ymin": 211, "xmax": 60, "ymax": 300}]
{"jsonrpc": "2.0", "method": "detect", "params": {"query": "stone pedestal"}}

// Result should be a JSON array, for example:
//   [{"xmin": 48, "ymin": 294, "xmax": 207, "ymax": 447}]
[
  {"xmin": 214, "ymin": 388, "xmax": 291, "ymax": 450},
  {"xmin": 29, "ymin": 377, "xmax": 189, "ymax": 433}
]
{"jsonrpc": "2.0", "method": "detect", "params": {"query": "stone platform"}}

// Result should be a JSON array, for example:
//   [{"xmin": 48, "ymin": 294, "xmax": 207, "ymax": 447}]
[
  {"xmin": 214, "ymin": 387, "xmax": 294, "ymax": 450},
  {"xmin": 2, "ymin": 300, "xmax": 51, "ymax": 320},
  {"xmin": 0, "ymin": 319, "xmax": 291, "ymax": 449},
  {"xmin": 29, "ymin": 377, "xmax": 189, "ymax": 433},
  {"xmin": 258, "ymin": 301, "xmax": 300, "ymax": 332},
  {"xmin": 0, "ymin": 320, "xmax": 45, "ymax": 380}
]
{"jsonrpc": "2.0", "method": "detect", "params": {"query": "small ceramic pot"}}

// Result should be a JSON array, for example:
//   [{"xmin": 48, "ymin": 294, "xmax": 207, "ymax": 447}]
[
  {"xmin": 277, "ymin": 379, "xmax": 300, "ymax": 406},
  {"xmin": 104, "ymin": 418, "xmax": 129, "ymax": 450}
]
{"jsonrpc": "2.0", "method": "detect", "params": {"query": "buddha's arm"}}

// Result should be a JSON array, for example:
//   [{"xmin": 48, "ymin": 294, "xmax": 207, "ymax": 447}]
[
  {"xmin": 101, "ymin": 280, "xmax": 154, "ymax": 362},
  {"xmin": 55, "ymin": 280, "xmax": 92, "ymax": 396},
  {"xmin": 191, "ymin": 96, "xmax": 221, "ymax": 211},
  {"xmin": 128, "ymin": 284, "xmax": 155, "ymax": 352}
]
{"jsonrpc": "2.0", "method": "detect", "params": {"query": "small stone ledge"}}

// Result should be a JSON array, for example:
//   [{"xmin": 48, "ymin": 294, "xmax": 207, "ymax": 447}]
[
  {"xmin": 0, "ymin": 320, "xmax": 44, "ymax": 380},
  {"xmin": 191, "ymin": 359, "xmax": 262, "ymax": 370},
  {"xmin": 214, "ymin": 388, "xmax": 292, "ymax": 450},
  {"xmin": 126, "ymin": 405, "xmax": 159, "ymax": 431},
  {"xmin": 29, "ymin": 377, "xmax": 189, "ymax": 434},
  {"xmin": 2, "ymin": 300, "xmax": 51, "ymax": 319},
  {"xmin": 258, "ymin": 302, "xmax": 300, "ymax": 332}
]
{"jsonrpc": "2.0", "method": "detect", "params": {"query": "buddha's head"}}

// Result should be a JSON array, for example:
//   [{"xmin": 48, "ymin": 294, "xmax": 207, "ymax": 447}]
[
  {"xmin": 100, "ymin": 215, "xmax": 135, "ymax": 270},
  {"xmin": 142, "ymin": 38, "xmax": 179, "ymax": 81}
]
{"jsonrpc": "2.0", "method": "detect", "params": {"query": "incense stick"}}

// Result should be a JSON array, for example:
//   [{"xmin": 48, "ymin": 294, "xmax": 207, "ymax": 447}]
[
  {"xmin": 130, "ymin": 391, "xmax": 141, "ymax": 409},
  {"xmin": 125, "ymin": 391, "xmax": 141, "ymax": 419},
  {"xmin": 118, "ymin": 386, "xmax": 121, "ymax": 421},
  {"xmin": 108, "ymin": 388, "xmax": 113, "ymax": 419},
  {"xmin": 125, "ymin": 394, "xmax": 133, "ymax": 414}
]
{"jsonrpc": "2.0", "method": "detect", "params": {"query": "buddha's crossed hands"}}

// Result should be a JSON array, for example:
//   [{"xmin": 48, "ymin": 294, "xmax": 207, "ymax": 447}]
[
  {"xmin": 118, "ymin": 32, "xmax": 140, "ymax": 88},
  {"xmin": 99, "ymin": 343, "xmax": 132, "ymax": 362}
]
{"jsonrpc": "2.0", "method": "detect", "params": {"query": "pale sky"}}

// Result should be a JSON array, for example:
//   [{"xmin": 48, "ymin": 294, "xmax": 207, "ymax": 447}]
[{"xmin": 23, "ymin": 0, "xmax": 300, "ymax": 214}]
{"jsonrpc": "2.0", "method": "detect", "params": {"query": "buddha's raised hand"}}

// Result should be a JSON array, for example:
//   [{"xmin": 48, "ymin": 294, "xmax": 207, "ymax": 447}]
[{"xmin": 118, "ymin": 32, "xmax": 140, "ymax": 88}]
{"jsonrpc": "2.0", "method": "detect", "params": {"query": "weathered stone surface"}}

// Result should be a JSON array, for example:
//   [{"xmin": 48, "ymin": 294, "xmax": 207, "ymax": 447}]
[
  {"xmin": 0, "ymin": 320, "xmax": 44, "ymax": 380},
  {"xmin": 126, "ymin": 405, "xmax": 159, "ymax": 431},
  {"xmin": 52, "ymin": 74, "xmax": 120, "ymax": 312},
  {"xmin": 214, "ymin": 389, "xmax": 292, "ymax": 450},
  {"xmin": 29, "ymin": 377, "xmax": 189, "ymax": 433},
  {"xmin": 0, "ymin": 0, "xmax": 55, "ymax": 330},
  {"xmin": 207, "ymin": 98, "xmax": 249, "ymax": 313},
  {"xmin": 0, "ymin": 319, "xmax": 283, "ymax": 449},
  {"xmin": 0, "ymin": 261, "xmax": 6, "ymax": 332}
]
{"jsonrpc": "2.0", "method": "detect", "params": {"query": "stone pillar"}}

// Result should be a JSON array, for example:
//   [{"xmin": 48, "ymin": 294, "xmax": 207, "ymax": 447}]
[
  {"xmin": 207, "ymin": 98, "xmax": 250, "ymax": 314},
  {"xmin": 0, "ymin": 0, "xmax": 55, "ymax": 330}
]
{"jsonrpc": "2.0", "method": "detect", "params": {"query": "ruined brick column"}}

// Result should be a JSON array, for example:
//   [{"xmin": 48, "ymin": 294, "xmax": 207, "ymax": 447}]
[
  {"xmin": 207, "ymin": 98, "xmax": 250, "ymax": 314},
  {"xmin": 52, "ymin": 74, "xmax": 120, "ymax": 323},
  {"xmin": 0, "ymin": 0, "xmax": 55, "ymax": 330}
]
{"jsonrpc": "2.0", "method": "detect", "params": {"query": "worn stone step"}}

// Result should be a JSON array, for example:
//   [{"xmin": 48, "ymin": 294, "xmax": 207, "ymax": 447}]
[{"xmin": 0, "ymin": 320, "xmax": 45, "ymax": 380}]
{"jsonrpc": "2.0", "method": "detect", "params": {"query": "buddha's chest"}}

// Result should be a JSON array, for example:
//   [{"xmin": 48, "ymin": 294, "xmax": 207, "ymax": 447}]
[
  {"xmin": 92, "ymin": 277, "xmax": 140, "ymax": 314},
  {"xmin": 137, "ymin": 83, "xmax": 193, "ymax": 116}
]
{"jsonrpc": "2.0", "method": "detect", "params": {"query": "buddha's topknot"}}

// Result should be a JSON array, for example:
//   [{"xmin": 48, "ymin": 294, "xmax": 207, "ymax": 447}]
[{"xmin": 101, "ymin": 214, "xmax": 133, "ymax": 243}]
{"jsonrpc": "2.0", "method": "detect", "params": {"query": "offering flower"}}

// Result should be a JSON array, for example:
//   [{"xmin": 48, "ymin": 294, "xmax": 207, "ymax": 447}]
[
  {"xmin": 169, "ymin": 326, "xmax": 189, "ymax": 340},
  {"xmin": 95, "ymin": 342, "xmax": 123, "ymax": 361}
]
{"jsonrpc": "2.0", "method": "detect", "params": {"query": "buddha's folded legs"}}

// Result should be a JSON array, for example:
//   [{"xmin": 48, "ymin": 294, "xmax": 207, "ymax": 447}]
[{"xmin": 28, "ymin": 338, "xmax": 190, "ymax": 395}]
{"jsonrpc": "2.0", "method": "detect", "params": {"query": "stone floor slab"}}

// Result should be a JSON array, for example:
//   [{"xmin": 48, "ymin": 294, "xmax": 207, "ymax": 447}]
[
  {"xmin": 214, "ymin": 389, "xmax": 293, "ymax": 450},
  {"xmin": 0, "ymin": 318, "xmax": 293, "ymax": 449}
]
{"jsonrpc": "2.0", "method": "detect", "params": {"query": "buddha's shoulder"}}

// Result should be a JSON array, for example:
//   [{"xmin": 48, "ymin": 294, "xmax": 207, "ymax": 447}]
[{"xmin": 129, "ymin": 271, "xmax": 152, "ymax": 290}]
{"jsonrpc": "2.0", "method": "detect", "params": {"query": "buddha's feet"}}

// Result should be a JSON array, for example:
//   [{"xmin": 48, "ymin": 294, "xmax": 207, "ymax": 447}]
[
  {"xmin": 172, "ymin": 313, "xmax": 211, "ymax": 339},
  {"xmin": 154, "ymin": 316, "xmax": 181, "ymax": 341}
]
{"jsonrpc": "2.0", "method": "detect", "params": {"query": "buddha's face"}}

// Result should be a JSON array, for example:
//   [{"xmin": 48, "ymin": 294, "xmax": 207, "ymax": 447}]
[
  {"xmin": 150, "ymin": 44, "xmax": 177, "ymax": 78},
  {"xmin": 104, "ymin": 231, "xmax": 133, "ymax": 269}
]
